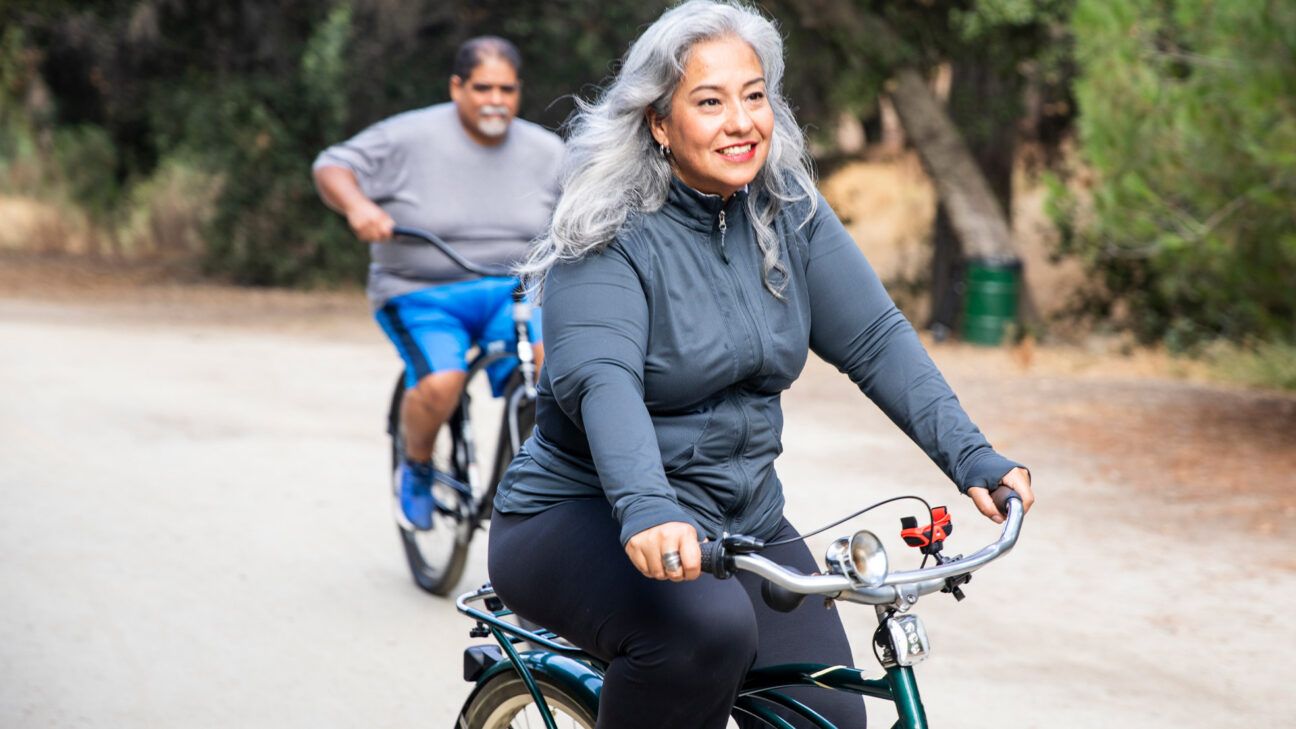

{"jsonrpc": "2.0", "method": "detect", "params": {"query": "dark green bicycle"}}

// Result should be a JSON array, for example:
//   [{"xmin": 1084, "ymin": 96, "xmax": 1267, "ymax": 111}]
[{"xmin": 453, "ymin": 488, "xmax": 1024, "ymax": 728}]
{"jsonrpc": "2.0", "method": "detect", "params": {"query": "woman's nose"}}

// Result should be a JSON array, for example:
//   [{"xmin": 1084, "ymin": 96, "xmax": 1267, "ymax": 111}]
[{"xmin": 725, "ymin": 103, "xmax": 754, "ymax": 135}]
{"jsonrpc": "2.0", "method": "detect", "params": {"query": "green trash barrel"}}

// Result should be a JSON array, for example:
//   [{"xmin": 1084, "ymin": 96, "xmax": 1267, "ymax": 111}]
[{"xmin": 961, "ymin": 258, "xmax": 1022, "ymax": 346}]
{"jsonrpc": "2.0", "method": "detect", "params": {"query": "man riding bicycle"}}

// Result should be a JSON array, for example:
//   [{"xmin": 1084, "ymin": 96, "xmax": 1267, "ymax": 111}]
[{"xmin": 312, "ymin": 36, "xmax": 563, "ymax": 531}]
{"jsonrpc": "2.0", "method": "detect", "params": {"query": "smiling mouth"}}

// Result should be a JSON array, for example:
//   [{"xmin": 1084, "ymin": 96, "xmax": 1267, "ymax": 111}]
[{"xmin": 718, "ymin": 143, "xmax": 756, "ymax": 158}]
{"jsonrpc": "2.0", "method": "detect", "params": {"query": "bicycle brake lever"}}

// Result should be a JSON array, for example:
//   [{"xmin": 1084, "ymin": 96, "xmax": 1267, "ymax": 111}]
[{"xmin": 723, "ymin": 534, "xmax": 765, "ymax": 554}]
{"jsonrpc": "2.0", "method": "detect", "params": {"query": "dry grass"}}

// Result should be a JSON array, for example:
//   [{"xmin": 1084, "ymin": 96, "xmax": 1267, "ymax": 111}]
[
  {"xmin": 0, "ymin": 158, "xmax": 221, "ymax": 262},
  {"xmin": 819, "ymin": 151, "xmax": 1090, "ymax": 328},
  {"xmin": 820, "ymin": 153, "xmax": 937, "ymax": 286},
  {"xmin": 0, "ymin": 195, "xmax": 99, "ymax": 255}
]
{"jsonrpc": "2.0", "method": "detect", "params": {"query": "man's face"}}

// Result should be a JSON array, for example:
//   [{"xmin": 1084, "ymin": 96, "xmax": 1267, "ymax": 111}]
[{"xmin": 450, "ymin": 57, "xmax": 521, "ymax": 146}]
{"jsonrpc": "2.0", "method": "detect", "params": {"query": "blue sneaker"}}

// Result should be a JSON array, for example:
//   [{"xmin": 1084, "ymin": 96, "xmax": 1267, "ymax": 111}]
[{"xmin": 399, "ymin": 459, "xmax": 436, "ymax": 530}]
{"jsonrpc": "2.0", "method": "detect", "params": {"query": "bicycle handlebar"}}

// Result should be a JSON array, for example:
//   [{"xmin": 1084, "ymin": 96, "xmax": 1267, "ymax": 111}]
[
  {"xmin": 391, "ymin": 225, "xmax": 515, "ymax": 279},
  {"xmin": 700, "ymin": 490, "xmax": 1024, "ymax": 608}
]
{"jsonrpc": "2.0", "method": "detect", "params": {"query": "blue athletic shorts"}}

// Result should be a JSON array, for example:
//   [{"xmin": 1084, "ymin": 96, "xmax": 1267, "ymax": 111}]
[{"xmin": 375, "ymin": 277, "xmax": 542, "ymax": 397}]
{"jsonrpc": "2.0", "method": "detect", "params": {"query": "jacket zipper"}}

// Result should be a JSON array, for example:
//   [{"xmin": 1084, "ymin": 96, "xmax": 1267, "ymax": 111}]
[
  {"xmin": 720, "ymin": 388, "xmax": 752, "ymax": 534},
  {"xmin": 717, "ymin": 210, "xmax": 730, "ymax": 263},
  {"xmin": 713, "ymin": 202, "xmax": 764, "ymax": 534},
  {"xmin": 715, "ymin": 204, "xmax": 765, "ymax": 374},
  {"xmin": 729, "ymin": 399, "xmax": 756, "ymax": 530}
]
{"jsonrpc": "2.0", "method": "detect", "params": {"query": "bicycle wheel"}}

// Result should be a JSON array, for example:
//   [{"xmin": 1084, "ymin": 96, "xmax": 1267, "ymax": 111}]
[
  {"xmin": 488, "ymin": 372, "xmax": 537, "ymax": 498},
  {"xmin": 460, "ymin": 673, "xmax": 596, "ymax": 729},
  {"xmin": 388, "ymin": 376, "xmax": 473, "ymax": 596}
]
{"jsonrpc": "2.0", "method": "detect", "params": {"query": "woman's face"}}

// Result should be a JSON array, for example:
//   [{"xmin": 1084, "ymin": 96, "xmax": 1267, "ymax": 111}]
[{"xmin": 650, "ymin": 36, "xmax": 775, "ymax": 200}]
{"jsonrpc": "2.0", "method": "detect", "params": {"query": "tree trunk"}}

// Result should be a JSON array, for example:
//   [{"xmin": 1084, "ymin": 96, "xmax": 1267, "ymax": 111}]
[
  {"xmin": 889, "ymin": 67, "xmax": 1017, "ymax": 262},
  {"xmin": 927, "ymin": 60, "xmax": 1020, "ymax": 334},
  {"xmin": 928, "ymin": 207, "xmax": 964, "ymax": 338}
]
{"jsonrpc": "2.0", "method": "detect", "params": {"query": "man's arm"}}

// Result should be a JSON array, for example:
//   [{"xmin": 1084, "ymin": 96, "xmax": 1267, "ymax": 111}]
[{"xmin": 313, "ymin": 165, "xmax": 394, "ymax": 242}]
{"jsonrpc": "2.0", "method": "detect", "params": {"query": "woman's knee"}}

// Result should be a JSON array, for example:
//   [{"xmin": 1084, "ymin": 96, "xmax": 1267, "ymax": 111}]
[{"xmin": 696, "ymin": 610, "xmax": 759, "ymax": 678}]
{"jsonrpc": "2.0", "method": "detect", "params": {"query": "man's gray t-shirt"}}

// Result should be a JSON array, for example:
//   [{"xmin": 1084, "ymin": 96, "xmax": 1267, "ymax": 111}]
[{"xmin": 313, "ymin": 103, "xmax": 564, "ymax": 308}]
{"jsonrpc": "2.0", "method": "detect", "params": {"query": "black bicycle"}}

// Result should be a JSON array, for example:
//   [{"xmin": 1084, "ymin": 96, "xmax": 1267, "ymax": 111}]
[{"xmin": 385, "ymin": 225, "xmax": 539, "ymax": 596}]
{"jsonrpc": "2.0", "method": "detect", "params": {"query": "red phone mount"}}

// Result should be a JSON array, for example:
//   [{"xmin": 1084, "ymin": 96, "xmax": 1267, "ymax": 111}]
[{"xmin": 900, "ymin": 506, "xmax": 953, "ymax": 556}]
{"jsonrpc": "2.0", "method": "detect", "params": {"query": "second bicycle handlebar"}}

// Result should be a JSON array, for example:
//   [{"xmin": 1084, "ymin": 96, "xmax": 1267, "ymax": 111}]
[{"xmin": 391, "ymin": 225, "xmax": 516, "ymax": 279}]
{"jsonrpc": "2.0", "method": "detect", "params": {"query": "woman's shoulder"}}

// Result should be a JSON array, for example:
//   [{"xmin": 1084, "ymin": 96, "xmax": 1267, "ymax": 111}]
[
  {"xmin": 548, "ymin": 223, "xmax": 648, "ymax": 280},
  {"xmin": 605, "ymin": 210, "xmax": 659, "ymax": 257}
]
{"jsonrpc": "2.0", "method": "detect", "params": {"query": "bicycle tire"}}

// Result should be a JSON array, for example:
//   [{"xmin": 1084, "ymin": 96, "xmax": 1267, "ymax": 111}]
[
  {"xmin": 460, "ymin": 672, "xmax": 597, "ymax": 729},
  {"xmin": 487, "ymin": 372, "xmax": 537, "ymax": 507},
  {"xmin": 387, "ymin": 376, "xmax": 473, "ymax": 596}
]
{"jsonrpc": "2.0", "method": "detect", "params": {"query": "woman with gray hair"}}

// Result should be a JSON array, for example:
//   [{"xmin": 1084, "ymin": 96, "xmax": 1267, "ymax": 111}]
[{"xmin": 488, "ymin": 1, "xmax": 1034, "ymax": 726}]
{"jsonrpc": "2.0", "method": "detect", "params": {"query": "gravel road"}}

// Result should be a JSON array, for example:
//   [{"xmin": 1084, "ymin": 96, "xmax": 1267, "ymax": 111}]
[{"xmin": 2, "ymin": 273, "xmax": 1292, "ymax": 728}]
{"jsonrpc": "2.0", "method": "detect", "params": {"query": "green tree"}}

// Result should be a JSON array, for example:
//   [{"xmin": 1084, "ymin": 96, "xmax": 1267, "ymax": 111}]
[{"xmin": 1057, "ymin": 0, "xmax": 1296, "ymax": 345}]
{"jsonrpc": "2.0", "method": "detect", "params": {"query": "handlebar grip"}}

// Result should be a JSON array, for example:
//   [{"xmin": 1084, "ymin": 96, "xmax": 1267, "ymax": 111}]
[
  {"xmin": 990, "ymin": 486, "xmax": 1019, "ymax": 516},
  {"xmin": 699, "ymin": 541, "xmax": 723, "ymax": 577}
]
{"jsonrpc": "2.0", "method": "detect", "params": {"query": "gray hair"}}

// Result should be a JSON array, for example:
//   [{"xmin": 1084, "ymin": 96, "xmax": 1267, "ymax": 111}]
[{"xmin": 519, "ymin": 0, "xmax": 817, "ymax": 298}]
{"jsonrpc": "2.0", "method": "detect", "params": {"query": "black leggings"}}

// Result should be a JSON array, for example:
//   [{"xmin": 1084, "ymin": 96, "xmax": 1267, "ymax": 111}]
[{"xmin": 488, "ymin": 499, "xmax": 868, "ymax": 729}]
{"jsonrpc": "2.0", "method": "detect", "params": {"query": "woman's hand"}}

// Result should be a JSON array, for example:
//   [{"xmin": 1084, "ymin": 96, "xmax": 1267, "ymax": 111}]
[
  {"xmin": 968, "ymin": 467, "xmax": 1034, "ymax": 524},
  {"xmin": 625, "ymin": 521, "xmax": 701, "ymax": 582}
]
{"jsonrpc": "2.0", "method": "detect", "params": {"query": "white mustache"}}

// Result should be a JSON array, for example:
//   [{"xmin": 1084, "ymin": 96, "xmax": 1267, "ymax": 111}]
[{"xmin": 479, "ymin": 105, "xmax": 510, "ymax": 117}]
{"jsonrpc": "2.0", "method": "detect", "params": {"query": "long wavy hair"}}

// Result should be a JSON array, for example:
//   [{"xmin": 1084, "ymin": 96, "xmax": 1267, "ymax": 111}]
[{"xmin": 519, "ymin": 0, "xmax": 817, "ymax": 298}]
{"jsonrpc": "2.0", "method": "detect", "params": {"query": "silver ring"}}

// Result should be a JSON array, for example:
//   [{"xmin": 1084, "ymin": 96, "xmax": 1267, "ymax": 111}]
[{"xmin": 662, "ymin": 550, "xmax": 682, "ymax": 573}]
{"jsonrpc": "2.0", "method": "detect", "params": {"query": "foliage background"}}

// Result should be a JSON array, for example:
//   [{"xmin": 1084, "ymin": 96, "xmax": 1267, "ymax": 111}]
[
  {"xmin": 0, "ymin": 0, "xmax": 1292, "ymax": 355},
  {"xmin": 1054, "ymin": 0, "xmax": 1295, "ymax": 347}
]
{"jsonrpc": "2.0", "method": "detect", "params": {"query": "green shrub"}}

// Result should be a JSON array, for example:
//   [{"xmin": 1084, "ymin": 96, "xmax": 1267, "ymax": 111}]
[
  {"xmin": 1058, "ymin": 0, "xmax": 1296, "ymax": 347},
  {"xmin": 118, "ymin": 156, "xmax": 224, "ymax": 259},
  {"xmin": 1208, "ymin": 341, "xmax": 1296, "ymax": 392},
  {"xmin": 162, "ymin": 3, "xmax": 364, "ymax": 285}
]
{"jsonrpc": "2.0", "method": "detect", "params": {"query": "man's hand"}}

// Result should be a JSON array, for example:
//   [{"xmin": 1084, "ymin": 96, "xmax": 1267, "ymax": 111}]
[
  {"xmin": 968, "ymin": 466, "xmax": 1034, "ymax": 524},
  {"xmin": 625, "ymin": 521, "xmax": 701, "ymax": 582},
  {"xmin": 313, "ymin": 165, "xmax": 393, "ymax": 242},
  {"xmin": 345, "ymin": 198, "xmax": 394, "ymax": 242}
]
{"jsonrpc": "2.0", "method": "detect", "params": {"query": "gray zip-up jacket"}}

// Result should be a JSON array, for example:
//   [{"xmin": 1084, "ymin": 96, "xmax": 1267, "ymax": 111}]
[{"xmin": 494, "ymin": 178, "xmax": 1021, "ymax": 545}]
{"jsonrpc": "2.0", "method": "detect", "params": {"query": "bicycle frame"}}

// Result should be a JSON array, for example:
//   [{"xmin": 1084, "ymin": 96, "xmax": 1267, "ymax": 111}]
[
  {"xmin": 736, "ymin": 663, "xmax": 927, "ymax": 729},
  {"xmin": 457, "ymin": 586, "xmax": 931, "ymax": 729}
]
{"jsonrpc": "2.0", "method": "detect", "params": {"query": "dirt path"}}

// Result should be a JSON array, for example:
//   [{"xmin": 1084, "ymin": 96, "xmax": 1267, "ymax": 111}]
[{"xmin": 2, "ymin": 253, "xmax": 1292, "ymax": 727}]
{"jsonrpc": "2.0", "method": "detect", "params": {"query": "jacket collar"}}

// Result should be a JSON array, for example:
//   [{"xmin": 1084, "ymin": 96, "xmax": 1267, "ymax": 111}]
[{"xmin": 660, "ymin": 176, "xmax": 748, "ymax": 232}]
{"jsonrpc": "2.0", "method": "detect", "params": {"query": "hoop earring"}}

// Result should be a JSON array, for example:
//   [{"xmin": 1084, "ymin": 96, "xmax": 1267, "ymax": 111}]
[{"xmin": 659, "ymin": 143, "xmax": 671, "ymax": 158}]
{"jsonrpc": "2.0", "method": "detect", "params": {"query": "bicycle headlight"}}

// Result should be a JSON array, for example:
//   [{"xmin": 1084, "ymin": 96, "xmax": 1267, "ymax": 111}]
[
  {"xmin": 885, "ymin": 614, "xmax": 931, "ymax": 666},
  {"xmin": 825, "ymin": 530, "xmax": 888, "ymax": 587}
]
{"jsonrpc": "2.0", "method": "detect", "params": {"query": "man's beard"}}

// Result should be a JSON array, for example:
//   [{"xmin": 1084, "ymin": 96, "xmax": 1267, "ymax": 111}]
[{"xmin": 476, "ymin": 105, "xmax": 511, "ymax": 138}]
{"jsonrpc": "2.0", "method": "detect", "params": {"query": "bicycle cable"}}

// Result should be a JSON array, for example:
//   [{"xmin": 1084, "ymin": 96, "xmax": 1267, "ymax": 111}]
[{"xmin": 763, "ymin": 495, "xmax": 936, "ymax": 549}]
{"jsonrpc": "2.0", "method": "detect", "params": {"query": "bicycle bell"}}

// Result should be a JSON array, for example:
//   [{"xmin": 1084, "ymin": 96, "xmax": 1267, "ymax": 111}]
[{"xmin": 824, "ymin": 530, "xmax": 888, "ymax": 587}]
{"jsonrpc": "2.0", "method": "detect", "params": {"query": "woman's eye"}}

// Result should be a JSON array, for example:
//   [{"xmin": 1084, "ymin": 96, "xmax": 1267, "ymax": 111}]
[
  {"xmin": 699, "ymin": 98, "xmax": 721, "ymax": 107},
  {"xmin": 748, "ymin": 91, "xmax": 766, "ymax": 102}
]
